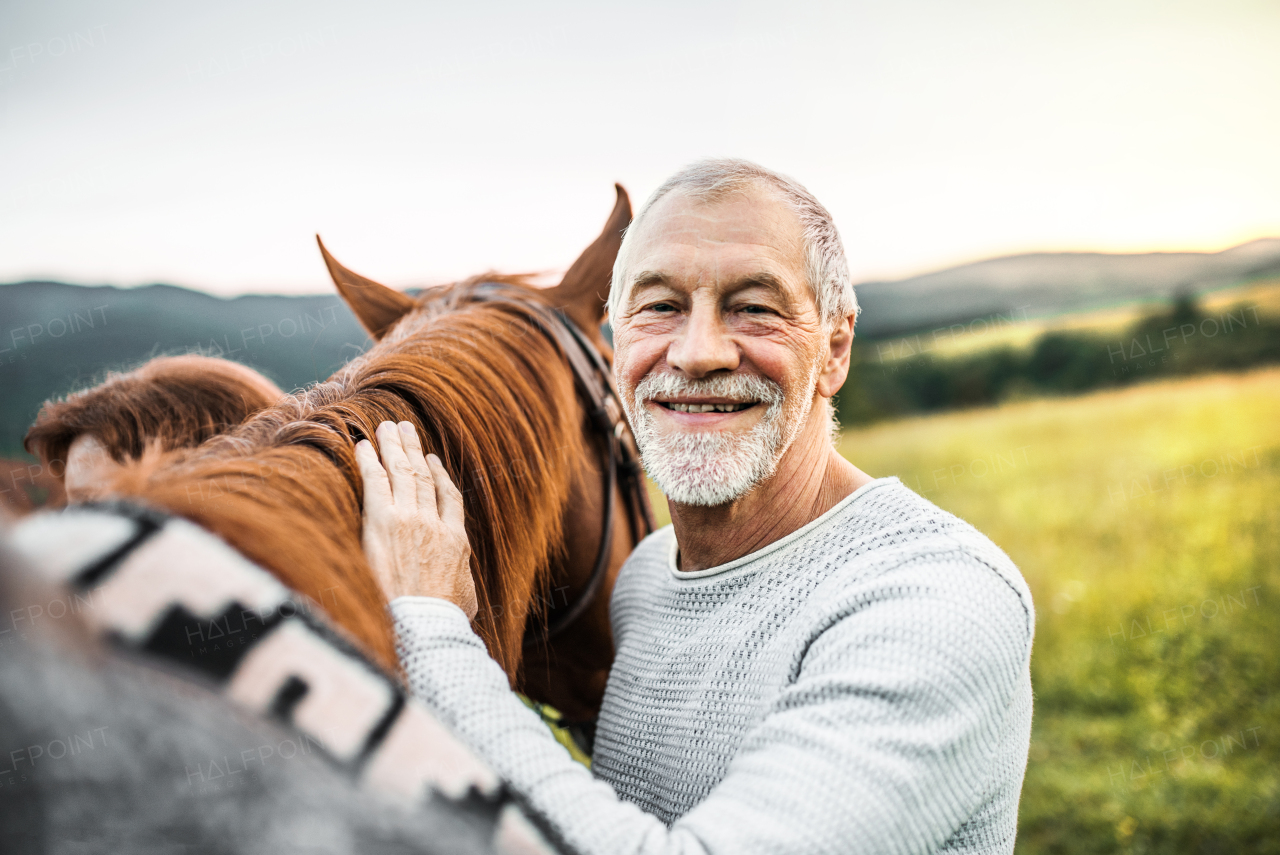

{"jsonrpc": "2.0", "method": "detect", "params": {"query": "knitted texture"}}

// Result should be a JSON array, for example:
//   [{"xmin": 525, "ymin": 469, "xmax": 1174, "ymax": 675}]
[{"xmin": 391, "ymin": 476, "xmax": 1035, "ymax": 855}]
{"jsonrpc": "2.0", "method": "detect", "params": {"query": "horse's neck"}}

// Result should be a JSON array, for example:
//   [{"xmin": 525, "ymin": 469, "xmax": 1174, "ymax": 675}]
[
  {"xmin": 354, "ymin": 306, "xmax": 589, "ymax": 680},
  {"xmin": 517, "ymin": 429, "xmax": 630, "ymax": 721},
  {"xmin": 106, "ymin": 301, "xmax": 611, "ymax": 708}
]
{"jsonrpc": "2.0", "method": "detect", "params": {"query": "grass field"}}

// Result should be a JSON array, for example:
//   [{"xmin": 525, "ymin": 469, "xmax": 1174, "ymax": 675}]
[
  {"xmin": 840, "ymin": 367, "xmax": 1280, "ymax": 853},
  {"xmin": 647, "ymin": 367, "xmax": 1279, "ymax": 851}
]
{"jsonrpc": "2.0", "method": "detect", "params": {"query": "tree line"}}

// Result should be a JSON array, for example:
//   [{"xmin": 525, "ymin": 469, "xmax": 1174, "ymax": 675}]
[{"xmin": 837, "ymin": 295, "xmax": 1280, "ymax": 425}]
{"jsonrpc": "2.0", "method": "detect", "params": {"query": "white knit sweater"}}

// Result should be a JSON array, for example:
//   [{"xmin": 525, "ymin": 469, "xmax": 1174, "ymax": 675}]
[{"xmin": 390, "ymin": 476, "xmax": 1035, "ymax": 855}]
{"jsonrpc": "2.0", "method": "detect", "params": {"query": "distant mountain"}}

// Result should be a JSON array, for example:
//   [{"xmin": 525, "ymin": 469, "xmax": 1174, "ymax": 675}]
[
  {"xmin": 0, "ymin": 281, "xmax": 370, "ymax": 457},
  {"xmin": 4, "ymin": 236, "xmax": 1279, "ymax": 456},
  {"xmin": 853, "ymin": 238, "xmax": 1280, "ymax": 338}
]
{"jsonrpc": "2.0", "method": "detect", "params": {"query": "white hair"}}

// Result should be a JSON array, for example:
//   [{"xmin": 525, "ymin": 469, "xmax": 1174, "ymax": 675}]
[{"xmin": 609, "ymin": 158, "xmax": 858, "ymax": 329}]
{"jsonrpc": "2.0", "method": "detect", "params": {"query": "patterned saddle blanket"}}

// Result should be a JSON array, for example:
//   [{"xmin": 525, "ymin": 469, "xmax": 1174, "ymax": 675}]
[{"xmin": 8, "ymin": 501, "xmax": 566, "ymax": 855}]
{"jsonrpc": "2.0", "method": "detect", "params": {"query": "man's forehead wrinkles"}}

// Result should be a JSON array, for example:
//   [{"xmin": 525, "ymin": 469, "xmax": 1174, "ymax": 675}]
[
  {"xmin": 646, "ymin": 209, "xmax": 787, "ymax": 240},
  {"xmin": 692, "ymin": 237, "xmax": 787, "ymax": 255},
  {"xmin": 622, "ymin": 190, "xmax": 811, "ymax": 314},
  {"xmin": 684, "ymin": 206, "xmax": 729, "ymax": 225},
  {"xmin": 647, "ymin": 218, "xmax": 732, "ymax": 245},
  {"xmin": 639, "ymin": 235, "xmax": 792, "ymax": 261}
]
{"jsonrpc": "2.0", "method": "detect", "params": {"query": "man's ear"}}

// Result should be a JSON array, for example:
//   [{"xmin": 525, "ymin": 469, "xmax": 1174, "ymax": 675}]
[
  {"xmin": 817, "ymin": 314, "xmax": 856, "ymax": 399},
  {"xmin": 543, "ymin": 185, "xmax": 631, "ymax": 344}
]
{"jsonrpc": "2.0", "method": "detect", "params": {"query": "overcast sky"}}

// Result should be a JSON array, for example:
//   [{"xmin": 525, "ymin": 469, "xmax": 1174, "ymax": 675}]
[{"xmin": 1, "ymin": 0, "xmax": 1277, "ymax": 296}]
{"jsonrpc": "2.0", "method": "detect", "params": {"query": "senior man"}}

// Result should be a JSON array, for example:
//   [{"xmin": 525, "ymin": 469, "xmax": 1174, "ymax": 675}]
[{"xmin": 355, "ymin": 159, "xmax": 1035, "ymax": 854}]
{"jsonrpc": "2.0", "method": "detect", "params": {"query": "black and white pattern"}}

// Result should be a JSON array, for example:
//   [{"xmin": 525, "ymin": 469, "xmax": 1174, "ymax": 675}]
[{"xmin": 9, "ymin": 501, "xmax": 564, "ymax": 855}]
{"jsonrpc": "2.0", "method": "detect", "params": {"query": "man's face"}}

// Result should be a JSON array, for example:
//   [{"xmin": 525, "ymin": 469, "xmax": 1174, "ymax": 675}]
[{"xmin": 611, "ymin": 186, "xmax": 832, "ymax": 506}]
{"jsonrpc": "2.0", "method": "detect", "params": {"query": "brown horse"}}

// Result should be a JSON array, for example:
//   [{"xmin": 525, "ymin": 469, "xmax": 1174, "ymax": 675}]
[
  {"xmin": 24, "ymin": 354, "xmax": 286, "ymax": 503},
  {"xmin": 104, "ymin": 187, "xmax": 649, "ymax": 721}
]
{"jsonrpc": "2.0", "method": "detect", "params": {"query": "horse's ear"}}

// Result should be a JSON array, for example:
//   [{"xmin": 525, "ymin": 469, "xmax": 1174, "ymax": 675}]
[
  {"xmin": 316, "ymin": 236, "xmax": 417, "ymax": 340},
  {"xmin": 545, "ymin": 184, "xmax": 631, "ymax": 337}
]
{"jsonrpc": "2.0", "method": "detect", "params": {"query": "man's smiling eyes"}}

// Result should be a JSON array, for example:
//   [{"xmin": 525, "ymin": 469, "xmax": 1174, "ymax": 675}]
[{"xmin": 640, "ymin": 302, "xmax": 775, "ymax": 316}]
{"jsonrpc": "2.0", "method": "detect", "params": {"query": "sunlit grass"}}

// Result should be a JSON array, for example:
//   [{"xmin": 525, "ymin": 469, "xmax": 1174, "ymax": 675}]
[
  {"xmin": 645, "ymin": 477, "xmax": 670, "ymax": 529},
  {"xmin": 639, "ymin": 370, "xmax": 1278, "ymax": 847},
  {"xmin": 838, "ymin": 367, "xmax": 1280, "ymax": 853}
]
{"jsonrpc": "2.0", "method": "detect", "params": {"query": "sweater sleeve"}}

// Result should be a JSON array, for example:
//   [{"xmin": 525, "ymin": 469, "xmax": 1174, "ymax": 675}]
[{"xmin": 389, "ymin": 555, "xmax": 1032, "ymax": 855}]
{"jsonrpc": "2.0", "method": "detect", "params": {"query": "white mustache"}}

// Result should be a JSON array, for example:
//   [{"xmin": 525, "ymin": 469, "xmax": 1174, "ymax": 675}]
[{"xmin": 633, "ymin": 372, "xmax": 784, "ymax": 411}]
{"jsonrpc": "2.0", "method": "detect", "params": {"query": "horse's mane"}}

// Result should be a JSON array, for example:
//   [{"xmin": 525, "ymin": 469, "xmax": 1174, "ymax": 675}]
[
  {"xmin": 24, "ymin": 354, "xmax": 286, "ymax": 467},
  {"xmin": 112, "ymin": 278, "xmax": 583, "ymax": 680}
]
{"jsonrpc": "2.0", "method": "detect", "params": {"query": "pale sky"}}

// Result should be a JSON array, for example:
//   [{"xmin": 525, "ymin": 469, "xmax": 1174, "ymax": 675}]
[{"xmin": 1, "ymin": 0, "xmax": 1277, "ymax": 295}]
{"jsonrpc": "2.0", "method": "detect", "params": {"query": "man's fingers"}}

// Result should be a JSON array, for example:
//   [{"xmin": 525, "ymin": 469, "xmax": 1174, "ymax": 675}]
[
  {"xmin": 398, "ymin": 421, "xmax": 438, "ymax": 517},
  {"xmin": 375, "ymin": 420, "xmax": 417, "ymax": 507},
  {"xmin": 429, "ymin": 454, "xmax": 467, "ymax": 532},
  {"xmin": 355, "ymin": 439, "xmax": 394, "ymax": 514}
]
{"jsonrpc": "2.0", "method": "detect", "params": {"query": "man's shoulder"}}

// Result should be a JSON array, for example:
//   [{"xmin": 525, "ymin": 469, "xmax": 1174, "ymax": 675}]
[
  {"xmin": 814, "ymin": 479, "xmax": 1035, "ymax": 640},
  {"xmin": 607, "ymin": 479, "xmax": 1035, "ymax": 645}
]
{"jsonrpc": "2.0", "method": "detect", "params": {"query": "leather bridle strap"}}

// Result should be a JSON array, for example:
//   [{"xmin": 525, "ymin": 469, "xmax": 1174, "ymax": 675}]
[{"xmin": 461, "ymin": 283, "xmax": 654, "ymax": 647}]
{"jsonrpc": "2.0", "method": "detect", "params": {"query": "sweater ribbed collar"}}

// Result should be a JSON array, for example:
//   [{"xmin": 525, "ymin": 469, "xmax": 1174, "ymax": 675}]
[{"xmin": 666, "ymin": 476, "xmax": 901, "ymax": 581}]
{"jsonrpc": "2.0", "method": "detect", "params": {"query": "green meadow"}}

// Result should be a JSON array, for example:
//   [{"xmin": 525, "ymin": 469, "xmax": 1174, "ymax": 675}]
[
  {"xmin": 649, "ymin": 367, "xmax": 1279, "ymax": 851},
  {"xmin": 841, "ymin": 368, "xmax": 1280, "ymax": 853}
]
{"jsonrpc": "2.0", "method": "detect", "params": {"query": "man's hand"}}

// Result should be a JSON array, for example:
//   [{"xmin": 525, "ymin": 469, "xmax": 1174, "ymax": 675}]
[{"xmin": 355, "ymin": 420, "xmax": 478, "ymax": 619}]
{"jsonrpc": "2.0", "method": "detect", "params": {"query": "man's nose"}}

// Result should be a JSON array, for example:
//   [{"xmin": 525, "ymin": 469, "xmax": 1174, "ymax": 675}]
[{"xmin": 666, "ymin": 303, "xmax": 739, "ymax": 378}]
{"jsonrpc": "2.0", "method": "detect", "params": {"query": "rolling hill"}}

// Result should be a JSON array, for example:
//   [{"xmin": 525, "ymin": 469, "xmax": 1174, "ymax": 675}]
[
  {"xmin": 3, "ymin": 237, "xmax": 1277, "ymax": 457},
  {"xmin": 854, "ymin": 238, "xmax": 1280, "ymax": 337},
  {"xmin": 0, "ymin": 281, "xmax": 371, "ymax": 457}
]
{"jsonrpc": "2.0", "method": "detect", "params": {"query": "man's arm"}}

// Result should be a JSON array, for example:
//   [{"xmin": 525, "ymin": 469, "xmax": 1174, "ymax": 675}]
[
  {"xmin": 357, "ymin": 420, "xmax": 1034, "ymax": 853},
  {"xmin": 391, "ymin": 554, "xmax": 1033, "ymax": 855}
]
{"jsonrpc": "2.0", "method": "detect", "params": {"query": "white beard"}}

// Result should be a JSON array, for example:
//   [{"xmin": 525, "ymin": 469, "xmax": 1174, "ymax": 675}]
[{"xmin": 623, "ymin": 369, "xmax": 816, "ymax": 507}]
